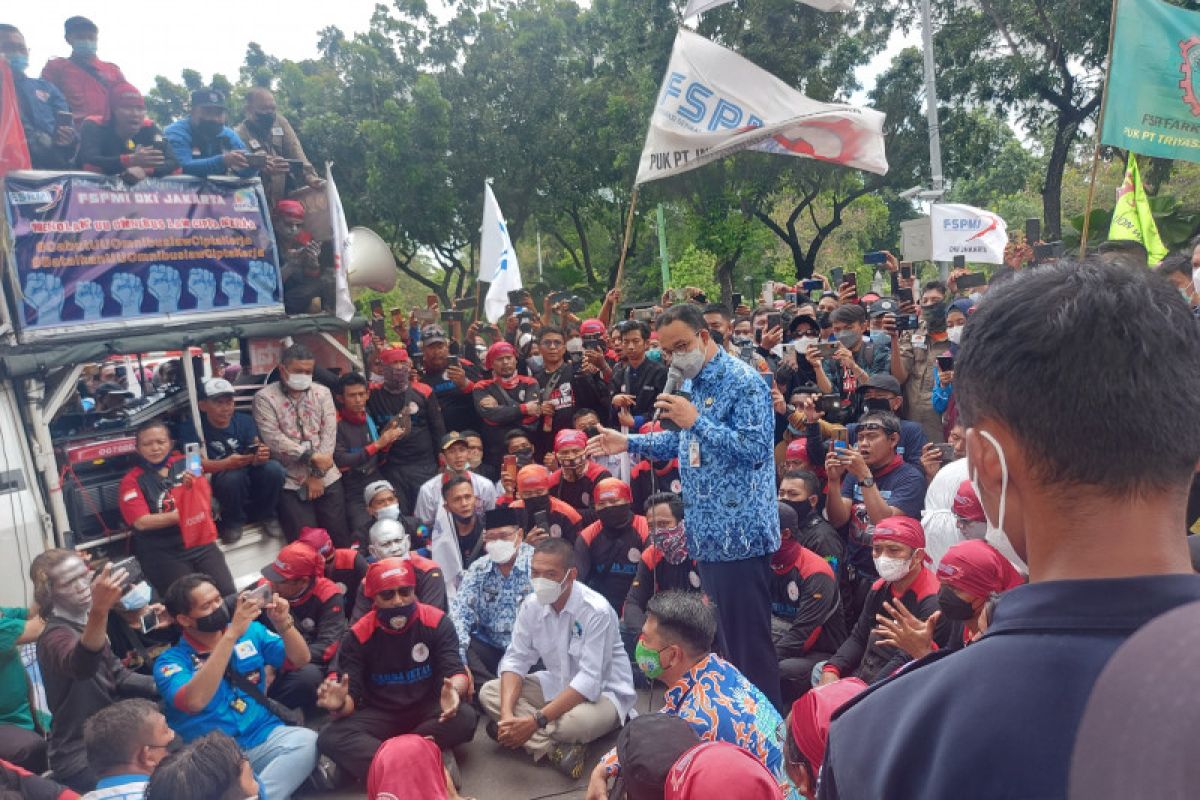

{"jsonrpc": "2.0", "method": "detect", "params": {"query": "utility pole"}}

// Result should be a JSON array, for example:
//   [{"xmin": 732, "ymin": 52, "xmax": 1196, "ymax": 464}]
[{"xmin": 920, "ymin": 0, "xmax": 949, "ymax": 279}]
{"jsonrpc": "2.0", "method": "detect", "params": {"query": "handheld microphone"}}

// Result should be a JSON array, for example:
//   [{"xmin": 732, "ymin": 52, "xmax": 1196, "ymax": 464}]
[{"xmin": 652, "ymin": 365, "xmax": 685, "ymax": 422}]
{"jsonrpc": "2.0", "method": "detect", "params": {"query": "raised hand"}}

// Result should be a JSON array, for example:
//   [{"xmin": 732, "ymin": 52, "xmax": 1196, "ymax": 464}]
[
  {"xmin": 24, "ymin": 273, "xmax": 65, "ymax": 324},
  {"xmin": 147, "ymin": 264, "xmax": 182, "ymax": 312},
  {"xmin": 75, "ymin": 280, "xmax": 105, "ymax": 320},
  {"xmin": 110, "ymin": 273, "xmax": 144, "ymax": 317},
  {"xmin": 247, "ymin": 260, "xmax": 280, "ymax": 302},
  {"xmin": 317, "ymin": 673, "xmax": 351, "ymax": 713},
  {"xmin": 439, "ymin": 677, "xmax": 461, "ymax": 722},
  {"xmin": 585, "ymin": 425, "xmax": 629, "ymax": 458},
  {"xmin": 187, "ymin": 268, "xmax": 217, "ymax": 310},
  {"xmin": 220, "ymin": 271, "xmax": 245, "ymax": 305}
]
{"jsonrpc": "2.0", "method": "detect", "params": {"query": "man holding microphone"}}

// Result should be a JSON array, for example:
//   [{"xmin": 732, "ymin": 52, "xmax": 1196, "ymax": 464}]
[{"xmin": 587, "ymin": 304, "xmax": 782, "ymax": 709}]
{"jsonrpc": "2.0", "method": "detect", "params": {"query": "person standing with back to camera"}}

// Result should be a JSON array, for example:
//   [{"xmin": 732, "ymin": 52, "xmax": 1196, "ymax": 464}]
[{"xmin": 587, "ymin": 303, "xmax": 783, "ymax": 710}]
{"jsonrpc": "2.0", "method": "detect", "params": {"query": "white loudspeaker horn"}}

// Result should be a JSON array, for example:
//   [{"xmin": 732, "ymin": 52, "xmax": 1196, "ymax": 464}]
[{"xmin": 345, "ymin": 227, "xmax": 398, "ymax": 294}]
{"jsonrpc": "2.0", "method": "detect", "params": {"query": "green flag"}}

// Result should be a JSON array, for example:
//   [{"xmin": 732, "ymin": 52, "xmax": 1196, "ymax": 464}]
[
  {"xmin": 1101, "ymin": 0, "xmax": 1200, "ymax": 163},
  {"xmin": 1108, "ymin": 153, "xmax": 1170, "ymax": 264}
]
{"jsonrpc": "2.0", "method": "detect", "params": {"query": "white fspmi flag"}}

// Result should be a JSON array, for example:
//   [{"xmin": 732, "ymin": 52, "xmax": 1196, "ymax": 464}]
[
  {"xmin": 930, "ymin": 204, "xmax": 1009, "ymax": 265},
  {"xmin": 481, "ymin": 183, "xmax": 522, "ymax": 323},
  {"xmin": 636, "ymin": 30, "xmax": 888, "ymax": 184},
  {"xmin": 684, "ymin": 0, "xmax": 853, "ymax": 19},
  {"xmin": 325, "ymin": 163, "xmax": 356, "ymax": 322}
]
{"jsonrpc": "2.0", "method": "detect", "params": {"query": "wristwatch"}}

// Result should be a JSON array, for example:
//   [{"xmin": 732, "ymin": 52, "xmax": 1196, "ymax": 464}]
[
  {"xmin": 534, "ymin": 710, "xmax": 549, "ymax": 729},
  {"xmin": 859, "ymin": 475, "xmax": 876, "ymax": 488}
]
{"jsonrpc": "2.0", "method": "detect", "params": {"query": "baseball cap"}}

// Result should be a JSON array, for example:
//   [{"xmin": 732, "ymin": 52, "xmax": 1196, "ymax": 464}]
[
  {"xmin": 190, "ymin": 89, "xmax": 226, "ymax": 109},
  {"xmin": 868, "ymin": 298, "xmax": 898, "ymax": 318},
  {"xmin": 202, "ymin": 377, "xmax": 235, "ymax": 399},
  {"xmin": 297, "ymin": 526, "xmax": 333, "ymax": 559},
  {"xmin": 616, "ymin": 714, "xmax": 701, "ymax": 800},
  {"xmin": 261, "ymin": 542, "xmax": 323, "ymax": 582},
  {"xmin": 440, "ymin": 432, "xmax": 468, "ymax": 451},
  {"xmin": 363, "ymin": 479, "xmax": 394, "ymax": 507},
  {"xmin": 109, "ymin": 82, "xmax": 144, "ymax": 110},
  {"xmin": 864, "ymin": 373, "xmax": 903, "ymax": 396},
  {"xmin": 421, "ymin": 324, "xmax": 448, "ymax": 345},
  {"xmin": 363, "ymin": 557, "xmax": 416, "ymax": 598}
]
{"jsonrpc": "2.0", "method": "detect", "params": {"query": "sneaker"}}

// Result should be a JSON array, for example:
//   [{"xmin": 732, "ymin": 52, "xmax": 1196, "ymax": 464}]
[
  {"xmin": 442, "ymin": 749, "xmax": 462, "ymax": 790},
  {"xmin": 219, "ymin": 523, "xmax": 243, "ymax": 546},
  {"xmin": 262, "ymin": 518, "xmax": 284, "ymax": 539},
  {"xmin": 485, "ymin": 719, "xmax": 499, "ymax": 741},
  {"xmin": 305, "ymin": 755, "xmax": 338, "ymax": 791},
  {"xmin": 547, "ymin": 743, "xmax": 586, "ymax": 780}
]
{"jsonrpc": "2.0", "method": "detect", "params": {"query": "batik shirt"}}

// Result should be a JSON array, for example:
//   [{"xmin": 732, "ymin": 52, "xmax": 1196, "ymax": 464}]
[
  {"xmin": 627, "ymin": 347, "xmax": 780, "ymax": 562},
  {"xmin": 599, "ymin": 654, "xmax": 800, "ymax": 799},
  {"xmin": 448, "ymin": 543, "xmax": 534, "ymax": 660},
  {"xmin": 252, "ymin": 380, "xmax": 340, "ymax": 490}
]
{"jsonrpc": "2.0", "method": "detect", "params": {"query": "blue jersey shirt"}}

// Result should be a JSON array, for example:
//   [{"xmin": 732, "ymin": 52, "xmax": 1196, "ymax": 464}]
[
  {"xmin": 154, "ymin": 621, "xmax": 285, "ymax": 749},
  {"xmin": 12, "ymin": 71, "xmax": 70, "ymax": 137},
  {"xmin": 178, "ymin": 412, "xmax": 260, "ymax": 461},
  {"xmin": 627, "ymin": 347, "xmax": 780, "ymax": 562}
]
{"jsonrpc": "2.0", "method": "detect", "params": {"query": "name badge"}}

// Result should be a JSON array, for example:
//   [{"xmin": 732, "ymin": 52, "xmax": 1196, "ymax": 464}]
[
  {"xmin": 688, "ymin": 440, "xmax": 701, "ymax": 468},
  {"xmin": 272, "ymin": 126, "xmax": 284, "ymax": 137},
  {"xmin": 911, "ymin": 335, "xmax": 927, "ymax": 350},
  {"xmin": 234, "ymin": 640, "xmax": 258, "ymax": 660}
]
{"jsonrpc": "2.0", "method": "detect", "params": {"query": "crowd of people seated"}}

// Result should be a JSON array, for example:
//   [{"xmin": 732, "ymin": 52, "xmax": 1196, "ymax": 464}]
[{"xmin": 4, "ymin": 14, "xmax": 1200, "ymax": 800}]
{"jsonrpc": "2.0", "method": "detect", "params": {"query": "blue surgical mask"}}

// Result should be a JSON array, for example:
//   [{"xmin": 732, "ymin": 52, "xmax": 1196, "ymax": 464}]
[
  {"xmin": 4, "ymin": 54, "xmax": 28, "ymax": 73},
  {"xmin": 119, "ymin": 581, "xmax": 152, "ymax": 611},
  {"xmin": 646, "ymin": 347, "xmax": 662, "ymax": 362},
  {"xmin": 72, "ymin": 40, "xmax": 98, "ymax": 57}
]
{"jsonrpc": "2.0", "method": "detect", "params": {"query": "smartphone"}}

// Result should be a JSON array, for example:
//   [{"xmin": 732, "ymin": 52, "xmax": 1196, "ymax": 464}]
[
  {"xmin": 245, "ymin": 152, "xmax": 269, "ymax": 169},
  {"xmin": 863, "ymin": 251, "xmax": 888, "ymax": 265},
  {"xmin": 1033, "ymin": 242, "xmax": 1061, "ymax": 260},
  {"xmin": 502, "ymin": 454, "xmax": 518, "ymax": 483},
  {"xmin": 245, "ymin": 583, "xmax": 273, "ymax": 607},
  {"xmin": 371, "ymin": 319, "xmax": 387, "ymax": 342},
  {"xmin": 895, "ymin": 314, "xmax": 920, "ymax": 331},
  {"xmin": 761, "ymin": 372, "xmax": 775, "ymax": 389},
  {"xmin": 832, "ymin": 426, "xmax": 849, "ymax": 448},
  {"xmin": 784, "ymin": 292, "xmax": 798, "ymax": 305},
  {"xmin": 426, "ymin": 294, "xmax": 439, "ymax": 309},
  {"xmin": 896, "ymin": 287, "xmax": 914, "ymax": 304},
  {"xmin": 760, "ymin": 281, "xmax": 775, "ymax": 305},
  {"xmin": 899, "ymin": 262, "xmax": 913, "ymax": 280},
  {"xmin": 56, "ymin": 110, "xmax": 74, "ymax": 127},
  {"xmin": 935, "ymin": 443, "xmax": 956, "ymax": 461},
  {"xmin": 731, "ymin": 292, "xmax": 743, "ymax": 308},
  {"xmin": 801, "ymin": 279, "xmax": 823, "ymax": 292},
  {"xmin": 953, "ymin": 255, "xmax": 967, "ymax": 269},
  {"xmin": 389, "ymin": 307, "xmax": 404, "ymax": 327},
  {"xmin": 139, "ymin": 609, "xmax": 159, "ymax": 634},
  {"xmin": 830, "ymin": 268, "xmax": 844, "ymax": 288},
  {"xmin": 414, "ymin": 308, "xmax": 436, "ymax": 324},
  {"xmin": 447, "ymin": 355, "xmax": 461, "ymax": 368},
  {"xmin": 957, "ymin": 273, "xmax": 987, "ymax": 290},
  {"xmin": 765, "ymin": 312, "xmax": 782, "ymax": 331},
  {"xmin": 632, "ymin": 307, "xmax": 656, "ymax": 322},
  {"xmin": 533, "ymin": 510, "xmax": 550, "ymax": 533},
  {"xmin": 814, "ymin": 342, "xmax": 839, "ymax": 358},
  {"xmin": 111, "ymin": 556, "xmax": 144, "ymax": 587},
  {"xmin": 369, "ymin": 298, "xmax": 384, "ymax": 318},
  {"xmin": 841, "ymin": 275, "xmax": 860, "ymax": 296},
  {"xmin": 890, "ymin": 272, "xmax": 901, "ymax": 295},
  {"xmin": 184, "ymin": 443, "xmax": 202, "ymax": 477},
  {"xmin": 936, "ymin": 354, "xmax": 955, "ymax": 371},
  {"xmin": 1025, "ymin": 218, "xmax": 1041, "ymax": 244},
  {"xmin": 454, "ymin": 296, "xmax": 475, "ymax": 311},
  {"xmin": 440, "ymin": 309, "xmax": 465, "ymax": 322}
]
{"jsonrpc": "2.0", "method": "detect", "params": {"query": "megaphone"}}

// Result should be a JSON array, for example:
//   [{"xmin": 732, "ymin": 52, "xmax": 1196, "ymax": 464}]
[{"xmin": 345, "ymin": 227, "xmax": 398, "ymax": 294}]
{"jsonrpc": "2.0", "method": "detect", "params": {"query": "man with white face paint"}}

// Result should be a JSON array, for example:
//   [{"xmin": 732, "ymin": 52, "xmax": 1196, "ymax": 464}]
[
  {"xmin": 480, "ymin": 538, "xmax": 635, "ymax": 779},
  {"xmin": 819, "ymin": 259, "xmax": 1200, "ymax": 800},
  {"xmin": 254, "ymin": 344, "xmax": 349, "ymax": 545},
  {"xmin": 818, "ymin": 517, "xmax": 945, "ymax": 688},
  {"xmin": 449, "ymin": 507, "xmax": 535, "ymax": 687},
  {"xmin": 32, "ymin": 550, "xmax": 158, "ymax": 792},
  {"xmin": 348, "ymin": 514, "xmax": 447, "ymax": 622}
]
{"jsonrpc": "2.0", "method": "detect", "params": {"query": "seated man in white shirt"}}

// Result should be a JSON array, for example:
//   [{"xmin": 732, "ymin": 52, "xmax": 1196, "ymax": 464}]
[
  {"xmin": 413, "ymin": 432, "xmax": 499, "ymax": 526},
  {"xmin": 479, "ymin": 538, "xmax": 635, "ymax": 780}
]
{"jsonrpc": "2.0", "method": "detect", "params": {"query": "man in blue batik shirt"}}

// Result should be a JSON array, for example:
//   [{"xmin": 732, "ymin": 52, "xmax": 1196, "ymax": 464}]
[
  {"xmin": 449, "ymin": 507, "xmax": 535, "ymax": 687},
  {"xmin": 587, "ymin": 303, "xmax": 782, "ymax": 710}
]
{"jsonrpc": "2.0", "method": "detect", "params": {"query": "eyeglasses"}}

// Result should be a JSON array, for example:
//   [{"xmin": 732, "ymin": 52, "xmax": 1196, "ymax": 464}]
[
  {"xmin": 375, "ymin": 588, "xmax": 414, "ymax": 602},
  {"xmin": 857, "ymin": 422, "xmax": 897, "ymax": 435}
]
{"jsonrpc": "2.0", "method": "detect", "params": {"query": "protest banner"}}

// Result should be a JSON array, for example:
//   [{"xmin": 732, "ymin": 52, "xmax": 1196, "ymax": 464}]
[
  {"xmin": 930, "ymin": 204, "xmax": 1009, "ymax": 264},
  {"xmin": 2, "ymin": 173, "xmax": 283, "ymax": 343},
  {"xmin": 635, "ymin": 30, "xmax": 888, "ymax": 185}
]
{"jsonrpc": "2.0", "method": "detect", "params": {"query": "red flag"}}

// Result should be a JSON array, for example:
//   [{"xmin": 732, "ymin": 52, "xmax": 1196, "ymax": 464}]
[{"xmin": 0, "ymin": 61, "xmax": 31, "ymax": 176}]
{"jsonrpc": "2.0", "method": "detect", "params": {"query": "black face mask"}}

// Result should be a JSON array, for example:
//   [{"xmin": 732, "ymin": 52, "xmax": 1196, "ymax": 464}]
[
  {"xmin": 709, "ymin": 330, "xmax": 725, "ymax": 347},
  {"xmin": 863, "ymin": 397, "xmax": 894, "ymax": 413},
  {"xmin": 598, "ymin": 505, "xmax": 633, "ymax": 531},
  {"xmin": 513, "ymin": 448, "xmax": 534, "ymax": 467},
  {"xmin": 524, "ymin": 495, "xmax": 551, "ymax": 516},
  {"xmin": 783, "ymin": 499, "xmax": 816, "ymax": 525},
  {"xmin": 193, "ymin": 604, "xmax": 230, "ymax": 633},
  {"xmin": 194, "ymin": 120, "xmax": 223, "ymax": 140},
  {"xmin": 937, "ymin": 584, "xmax": 977, "ymax": 621},
  {"xmin": 377, "ymin": 604, "xmax": 414, "ymax": 631},
  {"xmin": 922, "ymin": 303, "xmax": 948, "ymax": 333},
  {"xmin": 254, "ymin": 112, "xmax": 276, "ymax": 129}
]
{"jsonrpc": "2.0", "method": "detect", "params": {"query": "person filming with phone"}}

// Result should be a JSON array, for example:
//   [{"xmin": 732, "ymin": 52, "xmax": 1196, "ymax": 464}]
[{"xmin": 156, "ymin": 574, "xmax": 318, "ymax": 800}]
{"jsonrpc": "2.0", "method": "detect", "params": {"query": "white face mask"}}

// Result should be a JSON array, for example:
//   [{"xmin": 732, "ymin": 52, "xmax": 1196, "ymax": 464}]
[
  {"xmin": 285, "ymin": 372, "xmax": 312, "ymax": 392},
  {"xmin": 485, "ymin": 539, "xmax": 517, "ymax": 564},
  {"xmin": 969, "ymin": 429, "xmax": 1028, "ymax": 574},
  {"xmin": 671, "ymin": 338, "xmax": 706, "ymax": 379},
  {"xmin": 531, "ymin": 573, "xmax": 569, "ymax": 605},
  {"xmin": 371, "ymin": 535, "xmax": 410, "ymax": 560},
  {"xmin": 873, "ymin": 555, "xmax": 912, "ymax": 583},
  {"xmin": 375, "ymin": 504, "xmax": 401, "ymax": 522},
  {"xmin": 946, "ymin": 325, "xmax": 964, "ymax": 345},
  {"xmin": 793, "ymin": 336, "xmax": 817, "ymax": 354}
]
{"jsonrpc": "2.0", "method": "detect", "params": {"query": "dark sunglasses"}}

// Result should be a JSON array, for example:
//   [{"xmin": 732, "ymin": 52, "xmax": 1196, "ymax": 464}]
[{"xmin": 376, "ymin": 587, "xmax": 414, "ymax": 602}]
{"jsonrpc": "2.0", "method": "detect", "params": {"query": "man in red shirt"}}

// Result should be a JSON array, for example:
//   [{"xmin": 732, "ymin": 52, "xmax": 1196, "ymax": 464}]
[{"xmin": 40, "ymin": 17, "xmax": 125, "ymax": 124}]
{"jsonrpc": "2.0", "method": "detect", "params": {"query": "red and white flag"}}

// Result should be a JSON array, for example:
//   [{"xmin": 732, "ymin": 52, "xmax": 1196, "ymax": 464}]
[
  {"xmin": 636, "ymin": 30, "xmax": 887, "ymax": 185},
  {"xmin": 684, "ymin": 0, "xmax": 854, "ymax": 19},
  {"xmin": 0, "ymin": 61, "xmax": 30, "ymax": 177},
  {"xmin": 930, "ymin": 204, "xmax": 1009, "ymax": 264}
]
